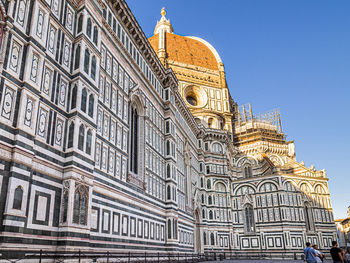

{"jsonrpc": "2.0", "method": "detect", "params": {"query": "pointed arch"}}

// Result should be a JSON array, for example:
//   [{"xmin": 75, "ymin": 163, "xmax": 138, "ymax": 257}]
[
  {"xmin": 88, "ymin": 93, "xmax": 94, "ymax": 117},
  {"xmin": 73, "ymin": 184, "xmax": 89, "ymax": 225},
  {"xmin": 71, "ymin": 85, "xmax": 77, "ymax": 109},
  {"xmin": 67, "ymin": 122, "xmax": 75, "ymax": 148},
  {"xmin": 244, "ymin": 204, "xmax": 255, "ymax": 233},
  {"xmin": 77, "ymin": 14, "xmax": 83, "ymax": 33},
  {"xmin": 84, "ymin": 49, "xmax": 90, "ymax": 73},
  {"xmin": 74, "ymin": 45, "xmax": 81, "ymax": 70},
  {"xmin": 78, "ymin": 124, "xmax": 85, "ymax": 150},
  {"xmin": 13, "ymin": 186, "xmax": 23, "ymax": 210},
  {"xmin": 91, "ymin": 55, "xmax": 96, "ymax": 80},
  {"xmin": 86, "ymin": 129, "xmax": 92, "ymax": 154},
  {"xmin": 210, "ymin": 233, "xmax": 215, "ymax": 245},
  {"xmin": 81, "ymin": 88, "xmax": 87, "ymax": 112},
  {"xmin": 93, "ymin": 26, "xmax": 98, "ymax": 45},
  {"xmin": 167, "ymin": 219, "xmax": 172, "ymax": 239},
  {"xmin": 86, "ymin": 18, "xmax": 92, "ymax": 37}
]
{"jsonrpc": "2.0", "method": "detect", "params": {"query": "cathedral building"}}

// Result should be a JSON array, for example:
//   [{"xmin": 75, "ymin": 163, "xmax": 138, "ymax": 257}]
[{"xmin": 0, "ymin": 0, "xmax": 336, "ymax": 259}]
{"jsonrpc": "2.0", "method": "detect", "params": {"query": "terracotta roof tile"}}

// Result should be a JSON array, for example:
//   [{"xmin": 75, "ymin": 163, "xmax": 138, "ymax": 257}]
[{"xmin": 149, "ymin": 33, "xmax": 219, "ymax": 70}]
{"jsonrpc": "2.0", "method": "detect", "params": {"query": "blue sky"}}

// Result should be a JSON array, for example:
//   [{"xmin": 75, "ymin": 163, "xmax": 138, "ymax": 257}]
[{"xmin": 126, "ymin": 0, "xmax": 350, "ymax": 219}]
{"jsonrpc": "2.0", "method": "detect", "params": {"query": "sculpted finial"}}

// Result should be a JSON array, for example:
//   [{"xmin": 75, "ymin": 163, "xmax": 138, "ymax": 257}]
[{"xmin": 161, "ymin": 7, "xmax": 166, "ymax": 17}]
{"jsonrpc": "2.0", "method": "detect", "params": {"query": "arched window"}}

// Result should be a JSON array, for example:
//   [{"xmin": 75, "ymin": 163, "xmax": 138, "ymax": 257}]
[
  {"xmin": 210, "ymin": 233, "xmax": 215, "ymax": 245},
  {"xmin": 207, "ymin": 179, "xmax": 211, "ymax": 189},
  {"xmin": 73, "ymin": 185, "xmax": 88, "ymax": 225},
  {"xmin": 91, "ymin": 55, "xmax": 96, "ymax": 80},
  {"xmin": 93, "ymin": 26, "xmax": 98, "ymax": 45},
  {"xmin": 13, "ymin": 186, "xmax": 23, "ymax": 210},
  {"xmin": 77, "ymin": 14, "xmax": 83, "ymax": 33},
  {"xmin": 209, "ymin": 210, "xmax": 213, "ymax": 220},
  {"xmin": 86, "ymin": 129, "xmax": 92, "ymax": 154},
  {"xmin": 166, "ymin": 164, "xmax": 171, "ymax": 178},
  {"xmin": 167, "ymin": 219, "xmax": 172, "ymax": 239},
  {"xmin": 167, "ymin": 185, "xmax": 171, "ymax": 200},
  {"xmin": 86, "ymin": 18, "xmax": 92, "ymax": 38},
  {"xmin": 201, "ymin": 194, "xmax": 205, "ymax": 204},
  {"xmin": 84, "ymin": 49, "xmax": 90, "ymax": 73},
  {"xmin": 71, "ymin": 85, "xmax": 77, "ymax": 109},
  {"xmin": 81, "ymin": 88, "xmax": 87, "ymax": 112},
  {"xmin": 67, "ymin": 122, "xmax": 74, "ymax": 148},
  {"xmin": 74, "ymin": 45, "xmax": 80, "ymax": 70},
  {"xmin": 200, "ymin": 177, "xmax": 204, "ymax": 188},
  {"xmin": 304, "ymin": 202, "xmax": 314, "ymax": 232},
  {"xmin": 244, "ymin": 165, "xmax": 252, "ymax": 178},
  {"xmin": 78, "ymin": 124, "xmax": 85, "ymax": 150},
  {"xmin": 173, "ymin": 219, "xmax": 178, "ymax": 239},
  {"xmin": 203, "ymin": 232, "xmax": 207, "ymax": 245},
  {"xmin": 88, "ymin": 94, "xmax": 94, "ymax": 118},
  {"xmin": 245, "ymin": 205, "xmax": 255, "ymax": 233},
  {"xmin": 216, "ymin": 182, "xmax": 226, "ymax": 192},
  {"xmin": 166, "ymin": 141, "xmax": 170, "ymax": 156},
  {"xmin": 212, "ymin": 142, "xmax": 223, "ymax": 154},
  {"xmin": 208, "ymin": 118, "xmax": 214, "ymax": 128},
  {"xmin": 208, "ymin": 196, "xmax": 212, "ymax": 205},
  {"xmin": 129, "ymin": 107, "xmax": 138, "ymax": 174},
  {"xmin": 61, "ymin": 191, "xmax": 68, "ymax": 223},
  {"xmin": 202, "ymin": 209, "xmax": 206, "ymax": 219}
]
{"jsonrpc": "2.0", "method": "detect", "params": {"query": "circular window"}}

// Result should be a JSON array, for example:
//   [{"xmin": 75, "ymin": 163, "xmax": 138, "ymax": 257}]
[
  {"xmin": 183, "ymin": 86, "xmax": 207, "ymax": 108},
  {"xmin": 186, "ymin": 95, "xmax": 198, "ymax": 106}
]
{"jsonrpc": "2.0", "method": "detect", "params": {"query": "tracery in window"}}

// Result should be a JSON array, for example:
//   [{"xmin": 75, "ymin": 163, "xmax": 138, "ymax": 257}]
[
  {"xmin": 212, "ymin": 142, "xmax": 223, "ymax": 154},
  {"xmin": 244, "ymin": 165, "xmax": 253, "ymax": 178},
  {"xmin": 73, "ymin": 184, "xmax": 88, "ymax": 225},
  {"xmin": 244, "ymin": 204, "xmax": 255, "ymax": 233}
]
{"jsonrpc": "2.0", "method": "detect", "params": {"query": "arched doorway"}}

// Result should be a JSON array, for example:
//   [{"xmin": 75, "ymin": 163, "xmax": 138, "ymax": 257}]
[{"xmin": 194, "ymin": 210, "xmax": 202, "ymax": 253}]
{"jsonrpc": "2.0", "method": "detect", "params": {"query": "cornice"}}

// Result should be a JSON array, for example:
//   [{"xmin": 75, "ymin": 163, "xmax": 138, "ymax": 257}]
[{"xmin": 109, "ymin": 0, "xmax": 177, "ymax": 89}]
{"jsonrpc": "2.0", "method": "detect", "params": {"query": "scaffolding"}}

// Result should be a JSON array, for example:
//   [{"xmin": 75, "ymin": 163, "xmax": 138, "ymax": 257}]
[{"xmin": 236, "ymin": 103, "xmax": 283, "ymax": 133}]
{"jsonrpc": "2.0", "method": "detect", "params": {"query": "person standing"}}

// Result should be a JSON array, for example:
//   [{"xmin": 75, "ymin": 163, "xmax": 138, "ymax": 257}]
[
  {"xmin": 304, "ymin": 242, "xmax": 317, "ymax": 263},
  {"xmin": 345, "ymin": 248, "xmax": 350, "ymax": 263},
  {"xmin": 313, "ymin": 244, "xmax": 324, "ymax": 263},
  {"xmin": 330, "ymin": 241, "xmax": 344, "ymax": 263}
]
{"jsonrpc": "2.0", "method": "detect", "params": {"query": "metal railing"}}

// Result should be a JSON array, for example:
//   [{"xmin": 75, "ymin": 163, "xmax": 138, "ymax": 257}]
[
  {"xmin": 1, "ymin": 250, "xmax": 216, "ymax": 263},
  {"xmin": 0, "ymin": 250, "xmax": 306, "ymax": 262}
]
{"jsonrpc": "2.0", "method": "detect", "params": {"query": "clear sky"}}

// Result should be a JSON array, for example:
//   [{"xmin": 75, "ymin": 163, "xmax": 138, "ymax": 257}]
[{"xmin": 126, "ymin": 0, "xmax": 350, "ymax": 219}]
